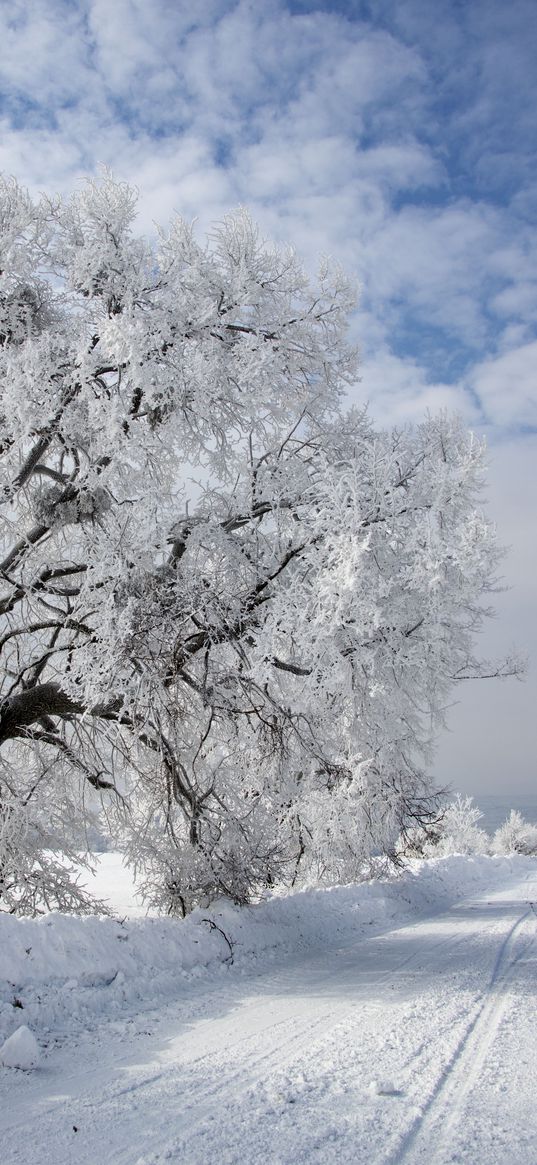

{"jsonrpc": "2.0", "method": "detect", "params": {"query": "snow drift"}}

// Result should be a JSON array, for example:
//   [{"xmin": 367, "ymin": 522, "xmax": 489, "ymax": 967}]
[{"xmin": 1, "ymin": 852, "xmax": 534, "ymax": 1057}]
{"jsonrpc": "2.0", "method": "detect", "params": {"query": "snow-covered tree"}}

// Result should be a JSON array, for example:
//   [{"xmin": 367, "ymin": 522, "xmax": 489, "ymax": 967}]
[
  {"xmin": 0, "ymin": 173, "xmax": 517, "ymax": 913},
  {"xmin": 399, "ymin": 795, "xmax": 490, "ymax": 859},
  {"xmin": 492, "ymin": 810, "xmax": 537, "ymax": 856}
]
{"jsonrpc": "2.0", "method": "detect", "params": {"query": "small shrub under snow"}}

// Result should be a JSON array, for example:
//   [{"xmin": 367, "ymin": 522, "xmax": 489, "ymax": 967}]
[{"xmin": 492, "ymin": 810, "xmax": 537, "ymax": 856}]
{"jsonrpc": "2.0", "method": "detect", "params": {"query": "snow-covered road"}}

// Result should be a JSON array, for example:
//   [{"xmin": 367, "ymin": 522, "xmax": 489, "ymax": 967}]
[{"xmin": 1, "ymin": 862, "xmax": 536, "ymax": 1164}]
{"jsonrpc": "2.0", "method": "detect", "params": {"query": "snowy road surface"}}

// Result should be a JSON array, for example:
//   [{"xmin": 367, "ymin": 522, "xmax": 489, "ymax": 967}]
[{"xmin": 1, "ymin": 862, "xmax": 536, "ymax": 1164}]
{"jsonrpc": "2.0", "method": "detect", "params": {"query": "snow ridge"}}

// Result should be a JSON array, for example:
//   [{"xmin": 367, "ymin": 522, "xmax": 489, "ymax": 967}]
[{"xmin": 0, "ymin": 854, "xmax": 532, "ymax": 1050}]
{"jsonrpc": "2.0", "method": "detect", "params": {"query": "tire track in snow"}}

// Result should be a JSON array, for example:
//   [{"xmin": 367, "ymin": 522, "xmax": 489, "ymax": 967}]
[
  {"xmin": 2, "ymin": 921, "xmax": 474, "ymax": 1130},
  {"xmin": 107, "ymin": 925, "xmax": 498, "ymax": 1165},
  {"xmin": 98, "ymin": 1002, "xmax": 353, "ymax": 1165},
  {"xmin": 386, "ymin": 903, "xmax": 536, "ymax": 1165},
  {"xmin": 2, "ymin": 999, "xmax": 354, "ymax": 1165}
]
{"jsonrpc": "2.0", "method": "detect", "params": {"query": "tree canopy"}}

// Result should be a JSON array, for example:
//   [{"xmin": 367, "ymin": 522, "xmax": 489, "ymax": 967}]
[{"xmin": 0, "ymin": 173, "xmax": 511, "ymax": 913}]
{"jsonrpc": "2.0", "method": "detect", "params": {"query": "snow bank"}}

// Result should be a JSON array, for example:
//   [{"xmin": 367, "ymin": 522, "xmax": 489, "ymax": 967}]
[{"xmin": 0, "ymin": 853, "xmax": 534, "ymax": 1051}]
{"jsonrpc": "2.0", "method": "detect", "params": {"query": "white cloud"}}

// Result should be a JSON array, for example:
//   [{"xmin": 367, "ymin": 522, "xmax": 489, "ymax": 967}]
[
  {"xmin": 469, "ymin": 341, "xmax": 537, "ymax": 429},
  {"xmin": 357, "ymin": 203, "xmax": 501, "ymax": 346},
  {"xmin": 491, "ymin": 281, "xmax": 537, "ymax": 322},
  {"xmin": 0, "ymin": 3, "xmax": 94, "ymax": 105},
  {"xmin": 353, "ymin": 349, "xmax": 477, "ymax": 425}
]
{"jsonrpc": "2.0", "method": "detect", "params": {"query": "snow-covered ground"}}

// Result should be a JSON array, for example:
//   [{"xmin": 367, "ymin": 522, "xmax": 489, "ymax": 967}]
[{"xmin": 1, "ymin": 854, "xmax": 536, "ymax": 1164}]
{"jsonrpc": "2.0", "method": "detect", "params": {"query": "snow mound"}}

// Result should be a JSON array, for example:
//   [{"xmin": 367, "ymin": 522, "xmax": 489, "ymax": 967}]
[
  {"xmin": 0, "ymin": 1025, "xmax": 39, "ymax": 1070},
  {"xmin": 368, "ymin": 1078, "xmax": 397, "ymax": 1096}
]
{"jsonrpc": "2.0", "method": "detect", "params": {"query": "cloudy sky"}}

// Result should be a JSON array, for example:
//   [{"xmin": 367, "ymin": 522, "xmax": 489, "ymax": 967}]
[{"xmin": 1, "ymin": 0, "xmax": 535, "ymax": 795}]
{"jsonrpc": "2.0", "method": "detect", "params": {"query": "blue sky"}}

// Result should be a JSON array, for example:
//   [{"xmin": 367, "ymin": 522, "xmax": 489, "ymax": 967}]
[{"xmin": 0, "ymin": 0, "xmax": 535, "ymax": 793}]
